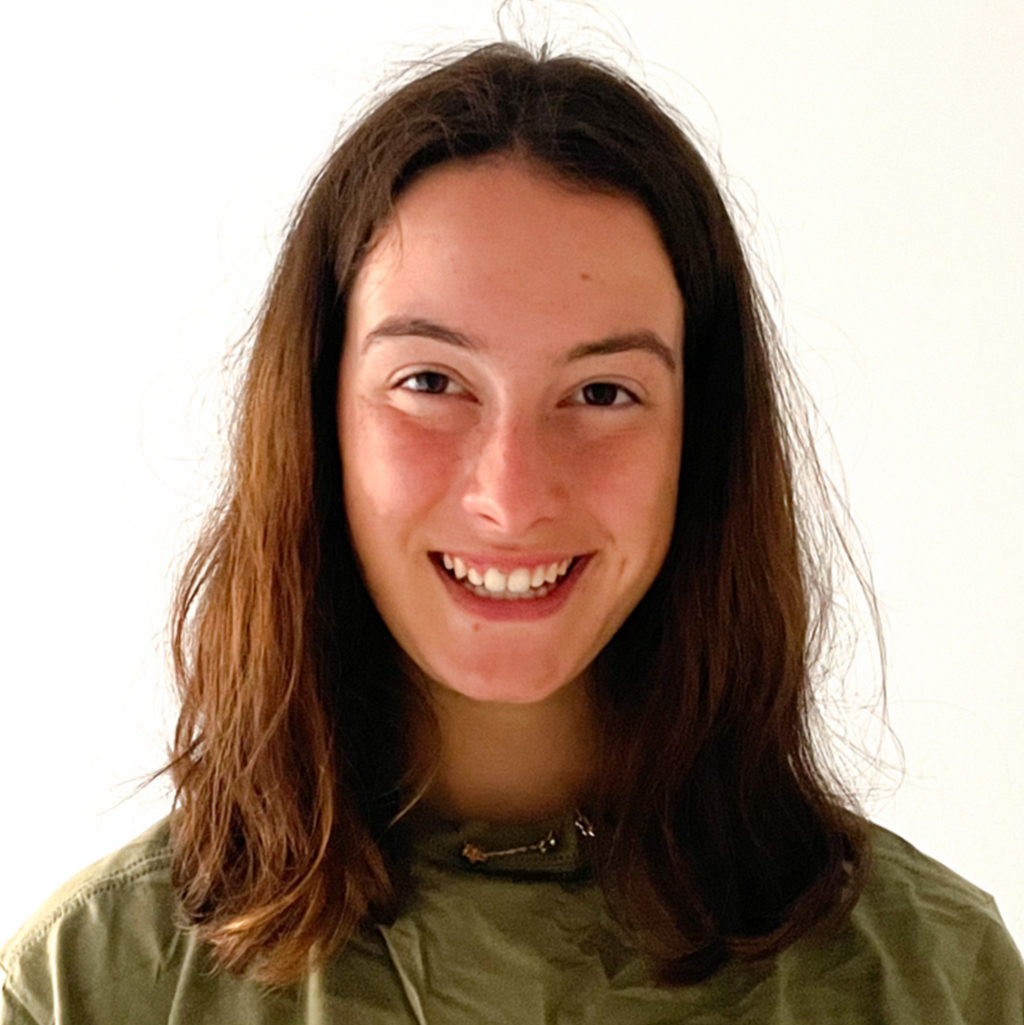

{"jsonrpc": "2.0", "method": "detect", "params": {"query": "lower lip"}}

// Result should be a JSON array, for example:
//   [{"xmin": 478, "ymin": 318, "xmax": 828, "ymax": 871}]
[{"xmin": 432, "ymin": 556, "xmax": 588, "ymax": 621}]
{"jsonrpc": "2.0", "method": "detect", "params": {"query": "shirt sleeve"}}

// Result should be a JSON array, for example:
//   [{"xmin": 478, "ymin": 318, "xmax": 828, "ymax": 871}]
[{"xmin": 961, "ymin": 909, "xmax": 1024, "ymax": 1024}]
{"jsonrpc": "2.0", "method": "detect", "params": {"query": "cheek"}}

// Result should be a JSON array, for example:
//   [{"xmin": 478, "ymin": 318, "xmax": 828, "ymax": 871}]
[
  {"xmin": 577, "ymin": 425, "xmax": 681, "ymax": 554},
  {"xmin": 342, "ymin": 404, "xmax": 458, "ymax": 528}
]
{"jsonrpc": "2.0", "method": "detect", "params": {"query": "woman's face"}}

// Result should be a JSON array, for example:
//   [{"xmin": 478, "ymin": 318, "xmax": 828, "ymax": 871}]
[{"xmin": 339, "ymin": 158, "xmax": 683, "ymax": 703}]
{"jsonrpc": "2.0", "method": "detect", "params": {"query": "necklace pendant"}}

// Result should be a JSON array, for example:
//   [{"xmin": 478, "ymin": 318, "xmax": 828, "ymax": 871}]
[{"xmin": 460, "ymin": 842, "xmax": 490, "ymax": 864}]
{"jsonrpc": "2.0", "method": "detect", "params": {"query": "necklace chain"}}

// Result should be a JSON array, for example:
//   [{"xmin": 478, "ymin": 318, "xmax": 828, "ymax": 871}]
[{"xmin": 460, "ymin": 811, "xmax": 595, "ymax": 865}]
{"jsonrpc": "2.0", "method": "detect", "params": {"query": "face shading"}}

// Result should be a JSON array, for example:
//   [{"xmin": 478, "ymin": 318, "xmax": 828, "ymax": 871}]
[{"xmin": 339, "ymin": 158, "xmax": 684, "ymax": 704}]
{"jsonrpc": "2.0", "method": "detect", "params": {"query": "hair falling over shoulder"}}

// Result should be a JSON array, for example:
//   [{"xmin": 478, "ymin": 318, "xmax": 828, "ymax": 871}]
[{"xmin": 167, "ymin": 42, "xmax": 878, "ymax": 986}]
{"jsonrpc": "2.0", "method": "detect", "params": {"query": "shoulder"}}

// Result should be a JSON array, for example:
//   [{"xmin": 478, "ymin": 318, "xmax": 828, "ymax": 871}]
[
  {"xmin": 859, "ymin": 824, "xmax": 1015, "ymax": 945},
  {"xmin": 3, "ymin": 818, "xmax": 175, "ymax": 951},
  {"xmin": 795, "ymin": 824, "xmax": 1024, "ymax": 1022},
  {"xmin": 0, "ymin": 820, "xmax": 411, "ymax": 1025},
  {"xmin": 0, "ymin": 819, "xmax": 185, "ymax": 1024}
]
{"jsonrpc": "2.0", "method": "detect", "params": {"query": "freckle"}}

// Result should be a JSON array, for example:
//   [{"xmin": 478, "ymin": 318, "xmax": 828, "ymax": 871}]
[{"xmin": 580, "ymin": 272, "xmax": 592, "ymax": 281}]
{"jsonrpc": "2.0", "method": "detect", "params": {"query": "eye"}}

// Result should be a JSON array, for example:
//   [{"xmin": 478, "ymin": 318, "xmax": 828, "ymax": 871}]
[
  {"xmin": 575, "ymin": 382, "xmax": 638, "ymax": 407},
  {"xmin": 397, "ymin": 371, "xmax": 462, "ymax": 395}
]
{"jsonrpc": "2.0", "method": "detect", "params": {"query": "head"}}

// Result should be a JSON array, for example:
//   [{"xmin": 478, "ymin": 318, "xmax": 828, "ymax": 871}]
[
  {"xmin": 171, "ymin": 42, "xmax": 862, "ymax": 986},
  {"xmin": 292, "ymin": 44, "xmax": 774, "ymax": 700}
]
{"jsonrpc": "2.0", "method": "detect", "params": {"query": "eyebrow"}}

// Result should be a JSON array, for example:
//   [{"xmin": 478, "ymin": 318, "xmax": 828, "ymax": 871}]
[
  {"xmin": 563, "ymin": 333, "xmax": 677, "ymax": 372},
  {"xmin": 362, "ymin": 315, "xmax": 678, "ymax": 372},
  {"xmin": 363, "ymin": 316, "xmax": 474, "ymax": 352}
]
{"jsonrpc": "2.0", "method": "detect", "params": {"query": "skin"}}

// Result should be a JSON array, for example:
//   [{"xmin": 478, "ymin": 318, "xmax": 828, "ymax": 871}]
[{"xmin": 338, "ymin": 157, "xmax": 684, "ymax": 819}]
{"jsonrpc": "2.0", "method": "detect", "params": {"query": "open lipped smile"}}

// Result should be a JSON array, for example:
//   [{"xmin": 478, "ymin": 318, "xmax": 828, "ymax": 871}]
[
  {"xmin": 437, "ymin": 553, "xmax": 578, "ymax": 599},
  {"xmin": 429, "ymin": 552, "xmax": 590, "ymax": 619}
]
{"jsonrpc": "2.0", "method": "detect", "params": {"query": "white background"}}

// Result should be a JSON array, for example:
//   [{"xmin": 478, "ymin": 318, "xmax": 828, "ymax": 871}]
[{"xmin": 1, "ymin": 0, "xmax": 1021, "ymax": 950}]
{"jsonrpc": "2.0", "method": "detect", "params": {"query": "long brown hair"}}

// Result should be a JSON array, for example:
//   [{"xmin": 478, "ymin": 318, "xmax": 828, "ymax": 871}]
[{"xmin": 169, "ymin": 42, "xmax": 876, "ymax": 985}]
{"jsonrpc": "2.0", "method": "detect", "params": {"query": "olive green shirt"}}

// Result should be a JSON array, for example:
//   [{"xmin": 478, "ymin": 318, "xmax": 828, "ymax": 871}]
[{"xmin": 2, "ymin": 817, "xmax": 1021, "ymax": 1023}]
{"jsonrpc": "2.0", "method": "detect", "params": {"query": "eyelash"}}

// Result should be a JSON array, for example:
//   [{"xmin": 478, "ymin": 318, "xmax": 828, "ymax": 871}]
[
  {"xmin": 395, "ymin": 372, "xmax": 639, "ymax": 407},
  {"xmin": 396, "ymin": 371, "xmax": 460, "ymax": 395},
  {"xmin": 571, "ymin": 382, "xmax": 639, "ymax": 407}
]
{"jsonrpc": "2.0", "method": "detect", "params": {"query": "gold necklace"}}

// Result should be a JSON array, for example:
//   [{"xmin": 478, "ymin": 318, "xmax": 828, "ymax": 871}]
[{"xmin": 460, "ymin": 811, "xmax": 595, "ymax": 865}]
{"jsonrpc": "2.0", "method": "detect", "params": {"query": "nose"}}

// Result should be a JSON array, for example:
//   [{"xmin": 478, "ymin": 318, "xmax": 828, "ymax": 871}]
[{"xmin": 461, "ymin": 411, "xmax": 567, "ymax": 535}]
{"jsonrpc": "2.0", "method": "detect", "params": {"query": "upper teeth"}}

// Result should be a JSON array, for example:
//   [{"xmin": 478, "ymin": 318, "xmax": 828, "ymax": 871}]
[{"xmin": 441, "ymin": 554, "xmax": 572, "ymax": 594}]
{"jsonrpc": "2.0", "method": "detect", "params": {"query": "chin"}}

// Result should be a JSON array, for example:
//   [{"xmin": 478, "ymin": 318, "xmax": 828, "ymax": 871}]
[{"xmin": 423, "ymin": 653, "xmax": 587, "ymax": 705}]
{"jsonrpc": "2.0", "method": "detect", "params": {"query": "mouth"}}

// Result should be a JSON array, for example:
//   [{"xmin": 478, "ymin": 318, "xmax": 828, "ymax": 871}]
[{"xmin": 432, "ymin": 552, "xmax": 580, "ymax": 600}]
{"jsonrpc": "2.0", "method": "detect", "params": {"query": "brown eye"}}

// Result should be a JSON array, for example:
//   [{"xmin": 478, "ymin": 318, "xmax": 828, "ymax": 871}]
[
  {"xmin": 401, "ymin": 371, "xmax": 453, "ymax": 394},
  {"xmin": 580, "ymin": 382, "xmax": 633, "ymax": 406}
]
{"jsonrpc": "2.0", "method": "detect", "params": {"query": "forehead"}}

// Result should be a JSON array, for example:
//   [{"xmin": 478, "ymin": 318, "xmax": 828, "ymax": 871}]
[
  {"xmin": 378, "ymin": 158, "xmax": 659, "ymax": 256},
  {"xmin": 349, "ymin": 158, "xmax": 683, "ymax": 349}
]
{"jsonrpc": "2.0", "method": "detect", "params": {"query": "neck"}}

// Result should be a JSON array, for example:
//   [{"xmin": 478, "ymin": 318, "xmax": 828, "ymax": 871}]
[{"xmin": 411, "ymin": 675, "xmax": 598, "ymax": 824}]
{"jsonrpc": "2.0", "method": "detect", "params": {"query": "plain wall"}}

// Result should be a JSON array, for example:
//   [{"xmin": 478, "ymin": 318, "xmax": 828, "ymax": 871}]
[{"xmin": 2, "ymin": 0, "xmax": 1021, "ymax": 948}]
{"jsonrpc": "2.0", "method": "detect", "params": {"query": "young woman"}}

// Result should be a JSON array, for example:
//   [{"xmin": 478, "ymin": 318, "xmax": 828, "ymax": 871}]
[{"xmin": 2, "ymin": 43, "xmax": 1021, "ymax": 1024}]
